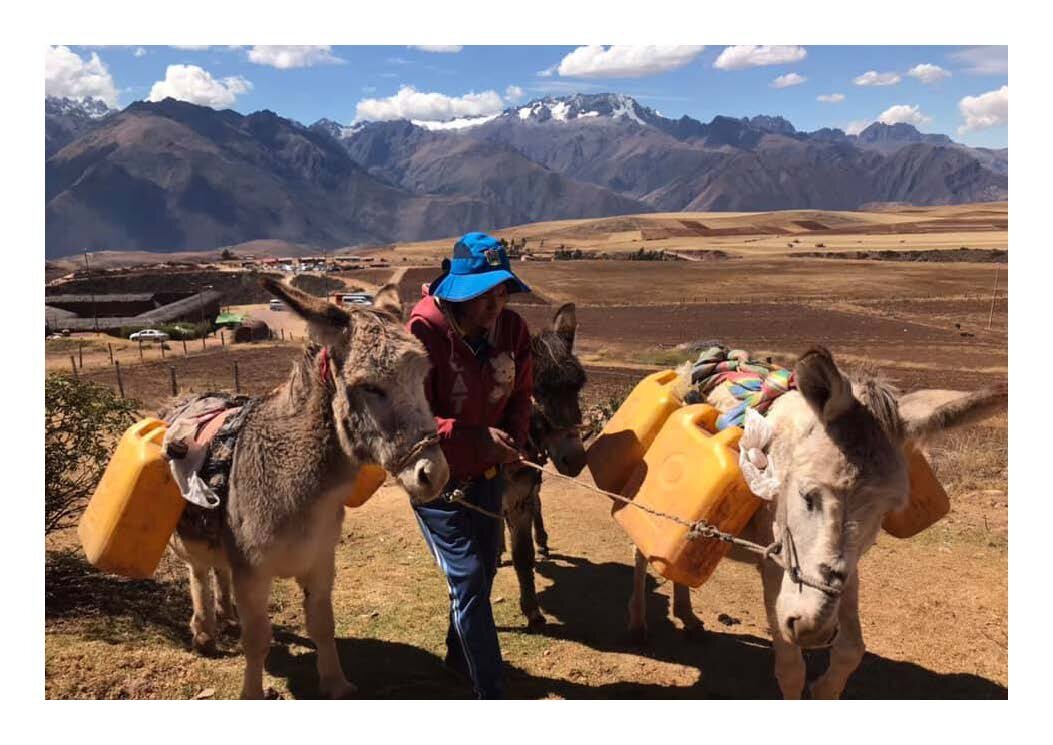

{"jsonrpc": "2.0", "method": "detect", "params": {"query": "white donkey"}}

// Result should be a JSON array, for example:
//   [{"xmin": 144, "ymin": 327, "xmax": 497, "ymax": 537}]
[{"xmin": 628, "ymin": 346, "xmax": 1006, "ymax": 699}]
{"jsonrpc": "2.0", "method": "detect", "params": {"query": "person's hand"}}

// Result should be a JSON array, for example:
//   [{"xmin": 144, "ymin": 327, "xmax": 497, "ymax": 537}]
[{"xmin": 485, "ymin": 427, "xmax": 522, "ymax": 465}]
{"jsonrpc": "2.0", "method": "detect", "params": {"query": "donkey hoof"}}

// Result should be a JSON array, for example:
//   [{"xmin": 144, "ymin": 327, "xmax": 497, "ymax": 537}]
[
  {"xmin": 526, "ymin": 611, "xmax": 548, "ymax": 632},
  {"xmin": 320, "ymin": 678, "xmax": 358, "ymax": 699},
  {"xmin": 192, "ymin": 632, "xmax": 219, "ymax": 657},
  {"xmin": 536, "ymin": 545, "xmax": 550, "ymax": 559}
]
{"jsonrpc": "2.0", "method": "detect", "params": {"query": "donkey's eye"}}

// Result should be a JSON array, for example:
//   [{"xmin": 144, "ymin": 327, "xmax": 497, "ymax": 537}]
[
  {"xmin": 803, "ymin": 489, "xmax": 821, "ymax": 512},
  {"xmin": 360, "ymin": 384, "xmax": 387, "ymax": 399}
]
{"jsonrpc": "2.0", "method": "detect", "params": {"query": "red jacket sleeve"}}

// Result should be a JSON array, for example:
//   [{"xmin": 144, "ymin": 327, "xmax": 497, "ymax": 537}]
[
  {"xmin": 499, "ymin": 315, "xmax": 533, "ymax": 449},
  {"xmin": 408, "ymin": 317, "xmax": 495, "ymax": 479}
]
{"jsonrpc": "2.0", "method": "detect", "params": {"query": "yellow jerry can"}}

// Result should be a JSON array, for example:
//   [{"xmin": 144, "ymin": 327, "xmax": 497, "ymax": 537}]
[
  {"xmin": 614, "ymin": 404, "xmax": 764, "ymax": 588},
  {"xmin": 345, "ymin": 464, "xmax": 388, "ymax": 508},
  {"xmin": 882, "ymin": 443, "xmax": 951, "ymax": 538},
  {"xmin": 586, "ymin": 369, "xmax": 683, "ymax": 493},
  {"xmin": 78, "ymin": 418, "xmax": 186, "ymax": 579}
]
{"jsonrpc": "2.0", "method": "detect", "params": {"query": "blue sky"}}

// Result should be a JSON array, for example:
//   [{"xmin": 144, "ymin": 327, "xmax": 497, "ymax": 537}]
[{"xmin": 46, "ymin": 45, "xmax": 1009, "ymax": 148}]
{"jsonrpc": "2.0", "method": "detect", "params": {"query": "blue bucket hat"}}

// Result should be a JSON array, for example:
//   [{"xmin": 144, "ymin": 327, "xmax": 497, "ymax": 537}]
[{"xmin": 428, "ymin": 232, "xmax": 531, "ymax": 302}]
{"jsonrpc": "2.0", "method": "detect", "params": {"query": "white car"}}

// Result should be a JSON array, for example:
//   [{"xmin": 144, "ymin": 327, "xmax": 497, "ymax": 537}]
[
  {"xmin": 129, "ymin": 329, "xmax": 170, "ymax": 342},
  {"xmin": 269, "ymin": 299, "xmax": 286, "ymax": 311}
]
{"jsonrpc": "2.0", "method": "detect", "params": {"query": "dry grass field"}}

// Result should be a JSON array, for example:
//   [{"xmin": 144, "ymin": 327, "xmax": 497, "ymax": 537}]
[{"xmin": 44, "ymin": 203, "xmax": 1009, "ymax": 699}]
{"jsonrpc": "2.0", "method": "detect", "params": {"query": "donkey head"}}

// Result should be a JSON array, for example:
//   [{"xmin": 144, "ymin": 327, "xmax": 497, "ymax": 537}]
[
  {"xmin": 762, "ymin": 346, "xmax": 1006, "ymax": 648},
  {"xmin": 530, "ymin": 303, "xmax": 587, "ymax": 476},
  {"xmin": 263, "ymin": 279, "xmax": 448, "ymax": 503}
]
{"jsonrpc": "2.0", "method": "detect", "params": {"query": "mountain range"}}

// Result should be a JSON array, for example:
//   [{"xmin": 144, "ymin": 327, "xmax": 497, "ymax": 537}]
[{"xmin": 45, "ymin": 93, "xmax": 1008, "ymax": 257}]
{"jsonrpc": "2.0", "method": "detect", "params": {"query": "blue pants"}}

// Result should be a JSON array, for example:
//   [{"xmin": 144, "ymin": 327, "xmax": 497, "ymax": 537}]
[{"xmin": 413, "ymin": 475, "xmax": 504, "ymax": 699}]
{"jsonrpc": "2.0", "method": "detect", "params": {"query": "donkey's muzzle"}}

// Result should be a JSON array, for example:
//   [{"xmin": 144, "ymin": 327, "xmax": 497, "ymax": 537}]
[{"xmin": 398, "ymin": 445, "xmax": 449, "ymax": 504}]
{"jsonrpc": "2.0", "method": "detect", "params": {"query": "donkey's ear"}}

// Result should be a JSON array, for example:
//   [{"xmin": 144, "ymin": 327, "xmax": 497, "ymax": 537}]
[
  {"xmin": 262, "ymin": 277, "xmax": 350, "ymax": 346},
  {"xmin": 898, "ymin": 384, "xmax": 1007, "ymax": 443},
  {"xmin": 372, "ymin": 283, "xmax": 403, "ymax": 319},
  {"xmin": 794, "ymin": 346, "xmax": 855, "ymax": 424},
  {"xmin": 552, "ymin": 303, "xmax": 577, "ymax": 350}
]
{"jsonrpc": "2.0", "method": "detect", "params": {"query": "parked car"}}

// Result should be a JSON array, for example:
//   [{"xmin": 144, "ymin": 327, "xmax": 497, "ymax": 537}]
[
  {"xmin": 129, "ymin": 329, "xmax": 170, "ymax": 342},
  {"xmin": 269, "ymin": 299, "xmax": 286, "ymax": 311}
]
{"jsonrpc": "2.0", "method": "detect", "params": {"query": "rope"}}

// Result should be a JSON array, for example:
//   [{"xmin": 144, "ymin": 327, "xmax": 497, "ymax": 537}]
[
  {"xmin": 443, "ymin": 489, "xmax": 506, "ymax": 521},
  {"xmin": 516, "ymin": 459, "xmax": 842, "ymax": 597},
  {"xmin": 390, "ymin": 433, "xmax": 441, "ymax": 475}
]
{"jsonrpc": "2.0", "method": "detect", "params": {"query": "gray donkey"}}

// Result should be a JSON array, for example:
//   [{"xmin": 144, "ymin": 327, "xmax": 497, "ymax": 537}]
[
  {"xmin": 503, "ymin": 303, "xmax": 587, "ymax": 629},
  {"xmin": 167, "ymin": 280, "xmax": 449, "ymax": 699},
  {"xmin": 627, "ymin": 346, "xmax": 1007, "ymax": 699}
]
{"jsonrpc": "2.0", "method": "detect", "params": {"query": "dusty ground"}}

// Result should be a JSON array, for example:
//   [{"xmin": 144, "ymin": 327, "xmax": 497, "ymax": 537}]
[{"xmin": 44, "ymin": 203, "xmax": 1009, "ymax": 699}]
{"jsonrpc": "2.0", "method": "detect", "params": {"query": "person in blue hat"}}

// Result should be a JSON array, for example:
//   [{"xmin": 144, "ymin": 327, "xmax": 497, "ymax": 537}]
[{"xmin": 406, "ymin": 232, "xmax": 533, "ymax": 699}]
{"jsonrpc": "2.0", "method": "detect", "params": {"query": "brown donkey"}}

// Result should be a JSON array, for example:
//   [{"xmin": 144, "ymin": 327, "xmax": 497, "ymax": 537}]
[
  {"xmin": 503, "ymin": 303, "xmax": 587, "ymax": 629},
  {"xmin": 167, "ymin": 280, "xmax": 448, "ymax": 699}
]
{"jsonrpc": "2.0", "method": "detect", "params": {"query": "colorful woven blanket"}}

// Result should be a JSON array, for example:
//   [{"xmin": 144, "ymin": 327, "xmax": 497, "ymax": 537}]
[{"xmin": 689, "ymin": 346, "xmax": 796, "ymax": 430}]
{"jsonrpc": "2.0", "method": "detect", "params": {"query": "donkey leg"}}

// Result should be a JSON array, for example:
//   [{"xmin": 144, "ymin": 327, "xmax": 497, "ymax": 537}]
[
  {"xmin": 627, "ymin": 547, "xmax": 649, "ymax": 643},
  {"xmin": 233, "ymin": 570, "xmax": 274, "ymax": 700},
  {"xmin": 298, "ymin": 555, "xmax": 356, "ymax": 699},
  {"xmin": 214, "ymin": 564, "xmax": 239, "ymax": 635},
  {"xmin": 187, "ymin": 561, "xmax": 218, "ymax": 656},
  {"xmin": 809, "ymin": 576, "xmax": 864, "ymax": 700},
  {"xmin": 761, "ymin": 564, "xmax": 805, "ymax": 699},
  {"xmin": 532, "ymin": 492, "xmax": 550, "ymax": 557},
  {"xmin": 507, "ymin": 501, "xmax": 546, "ymax": 630},
  {"xmin": 672, "ymin": 582, "xmax": 705, "ymax": 636}
]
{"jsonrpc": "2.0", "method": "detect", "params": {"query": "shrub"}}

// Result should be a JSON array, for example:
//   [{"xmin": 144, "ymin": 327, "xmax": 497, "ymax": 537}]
[{"xmin": 45, "ymin": 374, "xmax": 139, "ymax": 534}]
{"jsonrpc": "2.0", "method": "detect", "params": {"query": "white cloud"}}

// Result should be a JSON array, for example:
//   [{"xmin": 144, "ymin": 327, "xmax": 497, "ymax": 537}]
[
  {"xmin": 408, "ymin": 45, "xmax": 463, "ymax": 53},
  {"xmin": 713, "ymin": 45, "xmax": 806, "ymax": 70},
  {"xmin": 45, "ymin": 46, "xmax": 120, "ymax": 107},
  {"xmin": 878, "ymin": 104, "xmax": 932, "ymax": 127},
  {"xmin": 537, "ymin": 64, "xmax": 557, "ymax": 78},
  {"xmin": 853, "ymin": 70, "xmax": 901, "ymax": 87},
  {"xmin": 845, "ymin": 120, "xmax": 870, "ymax": 136},
  {"xmin": 908, "ymin": 63, "xmax": 951, "ymax": 84},
  {"xmin": 355, "ymin": 85, "xmax": 505, "ymax": 122},
  {"xmin": 147, "ymin": 65, "xmax": 252, "ymax": 108},
  {"xmin": 505, "ymin": 84, "xmax": 524, "ymax": 102},
  {"xmin": 134, "ymin": 47, "xmax": 146, "ymax": 58},
  {"xmin": 555, "ymin": 45, "xmax": 704, "ymax": 78},
  {"xmin": 817, "ymin": 93, "xmax": 845, "ymax": 103},
  {"xmin": 958, "ymin": 85, "xmax": 1008, "ymax": 134},
  {"xmin": 771, "ymin": 72, "xmax": 806, "ymax": 88},
  {"xmin": 949, "ymin": 46, "xmax": 1008, "ymax": 75},
  {"xmin": 247, "ymin": 45, "xmax": 343, "ymax": 69}
]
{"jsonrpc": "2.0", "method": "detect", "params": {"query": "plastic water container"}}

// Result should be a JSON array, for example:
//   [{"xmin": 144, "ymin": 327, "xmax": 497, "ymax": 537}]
[
  {"xmin": 78, "ymin": 418, "xmax": 186, "ymax": 579},
  {"xmin": 345, "ymin": 464, "xmax": 388, "ymax": 508},
  {"xmin": 882, "ymin": 444, "xmax": 950, "ymax": 538},
  {"xmin": 586, "ymin": 369, "xmax": 682, "ymax": 493},
  {"xmin": 614, "ymin": 404, "xmax": 764, "ymax": 587}
]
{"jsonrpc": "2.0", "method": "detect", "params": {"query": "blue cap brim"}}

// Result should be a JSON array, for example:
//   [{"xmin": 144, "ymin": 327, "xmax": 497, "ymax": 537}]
[{"xmin": 429, "ymin": 270, "xmax": 531, "ymax": 302}]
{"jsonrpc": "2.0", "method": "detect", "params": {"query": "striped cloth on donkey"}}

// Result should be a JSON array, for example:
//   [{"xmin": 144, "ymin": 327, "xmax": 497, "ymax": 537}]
[{"xmin": 687, "ymin": 345, "xmax": 796, "ymax": 430}]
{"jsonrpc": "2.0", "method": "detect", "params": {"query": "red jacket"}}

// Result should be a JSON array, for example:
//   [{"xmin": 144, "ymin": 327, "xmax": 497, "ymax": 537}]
[{"xmin": 407, "ymin": 292, "xmax": 533, "ymax": 482}]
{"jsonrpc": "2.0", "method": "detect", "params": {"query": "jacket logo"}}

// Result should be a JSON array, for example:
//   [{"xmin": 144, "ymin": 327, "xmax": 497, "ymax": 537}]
[{"xmin": 483, "ymin": 248, "xmax": 502, "ymax": 267}]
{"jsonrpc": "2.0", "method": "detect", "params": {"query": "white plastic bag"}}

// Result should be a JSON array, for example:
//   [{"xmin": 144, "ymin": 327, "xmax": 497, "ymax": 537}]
[{"xmin": 739, "ymin": 407, "xmax": 779, "ymax": 500}]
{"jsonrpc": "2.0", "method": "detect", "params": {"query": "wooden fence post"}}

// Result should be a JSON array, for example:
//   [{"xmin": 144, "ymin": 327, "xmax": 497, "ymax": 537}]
[
  {"xmin": 115, "ymin": 361, "xmax": 124, "ymax": 398},
  {"xmin": 78, "ymin": 342, "xmax": 84, "ymax": 369},
  {"xmin": 220, "ymin": 331, "xmax": 225, "ymax": 347},
  {"xmin": 233, "ymin": 361, "xmax": 240, "ymax": 393},
  {"xmin": 201, "ymin": 336, "xmax": 206, "ymax": 352},
  {"xmin": 170, "ymin": 366, "xmax": 177, "ymax": 396},
  {"xmin": 70, "ymin": 355, "xmax": 78, "ymax": 378},
  {"xmin": 139, "ymin": 339, "xmax": 144, "ymax": 362},
  {"xmin": 108, "ymin": 343, "xmax": 114, "ymax": 365},
  {"xmin": 280, "ymin": 328, "xmax": 285, "ymax": 341},
  {"xmin": 183, "ymin": 339, "xmax": 188, "ymax": 356},
  {"xmin": 160, "ymin": 341, "xmax": 166, "ymax": 359}
]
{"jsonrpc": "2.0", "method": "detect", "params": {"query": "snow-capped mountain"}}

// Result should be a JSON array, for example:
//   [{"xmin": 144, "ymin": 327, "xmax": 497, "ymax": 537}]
[{"xmin": 46, "ymin": 96, "xmax": 118, "ymax": 158}]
